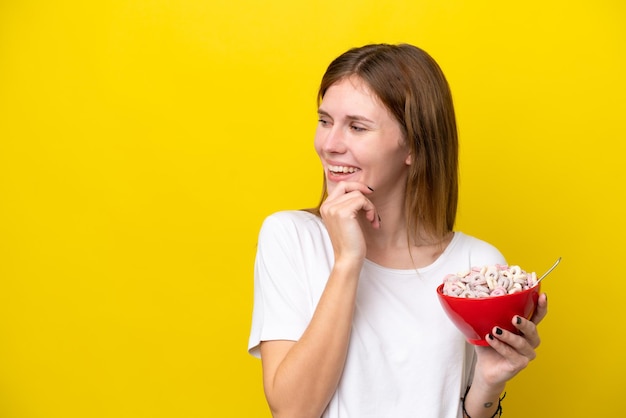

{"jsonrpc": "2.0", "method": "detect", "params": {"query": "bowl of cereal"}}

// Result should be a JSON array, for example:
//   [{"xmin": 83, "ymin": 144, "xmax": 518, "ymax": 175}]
[{"xmin": 436, "ymin": 264, "xmax": 541, "ymax": 346}]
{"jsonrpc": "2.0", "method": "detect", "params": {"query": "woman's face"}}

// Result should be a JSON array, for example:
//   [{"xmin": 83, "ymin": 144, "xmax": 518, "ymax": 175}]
[{"xmin": 314, "ymin": 76, "xmax": 411, "ymax": 197}]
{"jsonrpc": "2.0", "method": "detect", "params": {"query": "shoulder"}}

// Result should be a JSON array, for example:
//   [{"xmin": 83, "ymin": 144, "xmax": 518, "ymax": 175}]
[
  {"xmin": 451, "ymin": 232, "xmax": 507, "ymax": 265},
  {"xmin": 260, "ymin": 210, "xmax": 324, "ymax": 234},
  {"xmin": 258, "ymin": 210, "xmax": 327, "ymax": 244},
  {"xmin": 262, "ymin": 210, "xmax": 322, "ymax": 226},
  {"xmin": 255, "ymin": 210, "xmax": 333, "ymax": 271}
]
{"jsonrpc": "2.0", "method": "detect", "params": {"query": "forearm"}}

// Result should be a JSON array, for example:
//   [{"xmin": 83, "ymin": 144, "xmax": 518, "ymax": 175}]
[{"xmin": 263, "ymin": 260, "xmax": 361, "ymax": 418}]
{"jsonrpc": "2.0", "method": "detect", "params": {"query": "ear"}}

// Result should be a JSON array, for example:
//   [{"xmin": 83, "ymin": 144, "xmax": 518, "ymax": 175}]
[{"xmin": 405, "ymin": 152, "xmax": 412, "ymax": 166}]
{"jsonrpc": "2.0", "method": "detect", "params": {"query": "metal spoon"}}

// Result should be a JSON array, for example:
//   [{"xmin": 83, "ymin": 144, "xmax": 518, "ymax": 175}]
[{"xmin": 537, "ymin": 257, "xmax": 562, "ymax": 283}]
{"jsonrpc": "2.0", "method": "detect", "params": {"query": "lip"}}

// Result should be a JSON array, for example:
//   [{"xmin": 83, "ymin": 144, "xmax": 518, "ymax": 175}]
[
  {"xmin": 326, "ymin": 169, "xmax": 358, "ymax": 182},
  {"xmin": 324, "ymin": 161, "xmax": 361, "ymax": 182},
  {"xmin": 324, "ymin": 160, "xmax": 360, "ymax": 170}
]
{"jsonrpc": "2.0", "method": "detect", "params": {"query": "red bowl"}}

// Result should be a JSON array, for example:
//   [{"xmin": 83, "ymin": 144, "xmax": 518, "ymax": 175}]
[{"xmin": 436, "ymin": 283, "xmax": 541, "ymax": 346}]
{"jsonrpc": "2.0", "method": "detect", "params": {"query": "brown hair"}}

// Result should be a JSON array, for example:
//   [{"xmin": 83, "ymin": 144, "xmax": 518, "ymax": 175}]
[{"xmin": 312, "ymin": 43, "xmax": 458, "ymax": 241}]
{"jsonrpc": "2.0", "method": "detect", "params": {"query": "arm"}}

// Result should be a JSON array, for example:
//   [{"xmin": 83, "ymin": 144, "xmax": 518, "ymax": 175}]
[
  {"xmin": 463, "ymin": 292, "xmax": 548, "ymax": 417},
  {"xmin": 261, "ymin": 259, "xmax": 361, "ymax": 418},
  {"xmin": 260, "ymin": 182, "xmax": 379, "ymax": 418}
]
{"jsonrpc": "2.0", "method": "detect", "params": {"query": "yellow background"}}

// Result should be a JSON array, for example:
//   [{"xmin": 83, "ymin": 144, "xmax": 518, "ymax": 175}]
[{"xmin": 0, "ymin": 0, "xmax": 624, "ymax": 417}]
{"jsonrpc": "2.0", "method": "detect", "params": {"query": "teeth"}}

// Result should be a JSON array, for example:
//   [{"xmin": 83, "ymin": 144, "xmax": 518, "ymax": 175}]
[{"xmin": 328, "ymin": 165, "xmax": 359, "ymax": 173}]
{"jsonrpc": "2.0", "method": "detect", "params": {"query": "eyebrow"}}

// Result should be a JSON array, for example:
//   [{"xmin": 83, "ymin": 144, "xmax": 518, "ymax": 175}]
[{"xmin": 317, "ymin": 108, "xmax": 375, "ymax": 124}]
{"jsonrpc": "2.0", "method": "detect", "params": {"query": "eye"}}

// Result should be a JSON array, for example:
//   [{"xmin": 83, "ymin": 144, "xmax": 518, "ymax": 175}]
[
  {"xmin": 350, "ymin": 124, "xmax": 367, "ymax": 132},
  {"xmin": 318, "ymin": 118, "xmax": 331, "ymax": 127}
]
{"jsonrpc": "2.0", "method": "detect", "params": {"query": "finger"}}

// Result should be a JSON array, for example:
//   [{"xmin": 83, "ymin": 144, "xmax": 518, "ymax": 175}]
[
  {"xmin": 323, "ymin": 190, "xmax": 373, "ymax": 214},
  {"xmin": 512, "ymin": 315, "xmax": 541, "ymax": 349},
  {"xmin": 483, "ymin": 335, "xmax": 533, "ymax": 380},
  {"xmin": 326, "ymin": 181, "xmax": 374, "ymax": 200},
  {"xmin": 351, "ymin": 192, "xmax": 379, "ymax": 229},
  {"xmin": 323, "ymin": 188, "xmax": 380, "ymax": 229},
  {"xmin": 530, "ymin": 293, "xmax": 548, "ymax": 325},
  {"xmin": 494, "ymin": 323, "xmax": 536, "ymax": 354},
  {"xmin": 487, "ymin": 328, "xmax": 536, "ymax": 364}
]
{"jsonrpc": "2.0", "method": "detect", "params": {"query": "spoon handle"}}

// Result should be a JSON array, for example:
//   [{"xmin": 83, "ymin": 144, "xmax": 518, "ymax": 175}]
[{"xmin": 537, "ymin": 257, "xmax": 562, "ymax": 282}]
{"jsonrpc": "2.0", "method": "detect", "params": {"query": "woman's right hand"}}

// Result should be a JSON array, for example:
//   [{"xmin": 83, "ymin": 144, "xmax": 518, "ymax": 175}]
[{"xmin": 319, "ymin": 181, "xmax": 380, "ymax": 263}]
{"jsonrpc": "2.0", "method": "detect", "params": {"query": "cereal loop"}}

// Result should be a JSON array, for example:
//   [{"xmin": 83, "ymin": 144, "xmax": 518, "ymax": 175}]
[{"xmin": 442, "ymin": 264, "xmax": 537, "ymax": 298}]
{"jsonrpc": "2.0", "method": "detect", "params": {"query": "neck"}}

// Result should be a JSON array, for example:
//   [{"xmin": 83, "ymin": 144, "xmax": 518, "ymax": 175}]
[{"xmin": 362, "ymin": 205, "xmax": 453, "ymax": 269}]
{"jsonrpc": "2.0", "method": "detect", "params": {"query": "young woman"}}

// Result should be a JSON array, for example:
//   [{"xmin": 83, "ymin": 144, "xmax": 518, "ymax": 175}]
[{"xmin": 248, "ymin": 43, "xmax": 547, "ymax": 418}]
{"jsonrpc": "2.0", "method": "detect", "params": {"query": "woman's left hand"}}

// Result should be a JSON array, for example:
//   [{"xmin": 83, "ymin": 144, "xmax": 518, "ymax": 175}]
[{"xmin": 473, "ymin": 292, "xmax": 548, "ymax": 388}]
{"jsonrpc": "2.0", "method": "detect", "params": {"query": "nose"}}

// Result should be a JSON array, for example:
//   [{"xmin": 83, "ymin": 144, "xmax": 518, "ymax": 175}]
[{"xmin": 318, "ymin": 125, "xmax": 347, "ymax": 154}]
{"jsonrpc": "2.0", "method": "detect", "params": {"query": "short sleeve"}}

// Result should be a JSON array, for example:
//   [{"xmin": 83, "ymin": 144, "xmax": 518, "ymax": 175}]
[{"xmin": 248, "ymin": 212, "xmax": 331, "ymax": 358}]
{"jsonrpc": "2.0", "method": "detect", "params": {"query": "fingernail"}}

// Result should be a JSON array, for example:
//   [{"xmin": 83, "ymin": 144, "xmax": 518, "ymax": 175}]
[
  {"xmin": 367, "ymin": 185, "xmax": 374, "ymax": 191},
  {"xmin": 495, "ymin": 327, "xmax": 503, "ymax": 335},
  {"xmin": 488, "ymin": 334, "xmax": 494, "ymax": 340},
  {"xmin": 516, "ymin": 316, "xmax": 522, "ymax": 325}
]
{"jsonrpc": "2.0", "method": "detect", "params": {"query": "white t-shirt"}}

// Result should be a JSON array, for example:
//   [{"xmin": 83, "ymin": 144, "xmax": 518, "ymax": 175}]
[{"xmin": 248, "ymin": 211, "xmax": 506, "ymax": 418}]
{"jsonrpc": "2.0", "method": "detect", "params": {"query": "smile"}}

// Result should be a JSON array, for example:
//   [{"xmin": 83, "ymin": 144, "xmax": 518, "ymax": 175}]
[{"xmin": 328, "ymin": 165, "xmax": 360, "ymax": 174}]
